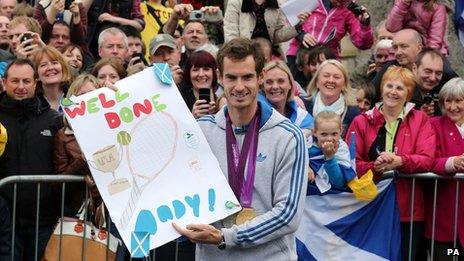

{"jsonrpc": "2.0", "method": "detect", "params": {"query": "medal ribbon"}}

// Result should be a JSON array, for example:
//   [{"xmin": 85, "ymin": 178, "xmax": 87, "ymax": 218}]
[{"xmin": 225, "ymin": 108, "xmax": 260, "ymax": 208}]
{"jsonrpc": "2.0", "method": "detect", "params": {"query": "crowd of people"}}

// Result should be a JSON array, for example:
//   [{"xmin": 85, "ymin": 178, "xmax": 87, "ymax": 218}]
[{"xmin": 0, "ymin": 0, "xmax": 462, "ymax": 260}]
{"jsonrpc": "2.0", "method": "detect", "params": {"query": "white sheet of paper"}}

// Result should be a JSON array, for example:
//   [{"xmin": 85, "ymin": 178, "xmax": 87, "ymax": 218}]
[
  {"xmin": 281, "ymin": 0, "xmax": 319, "ymax": 27},
  {"xmin": 63, "ymin": 66, "xmax": 240, "ymax": 254}
]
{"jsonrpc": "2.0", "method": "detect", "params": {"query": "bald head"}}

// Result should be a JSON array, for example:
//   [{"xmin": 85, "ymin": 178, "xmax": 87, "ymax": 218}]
[
  {"xmin": 392, "ymin": 29, "xmax": 423, "ymax": 69},
  {"xmin": 0, "ymin": 0, "xmax": 16, "ymax": 19}
]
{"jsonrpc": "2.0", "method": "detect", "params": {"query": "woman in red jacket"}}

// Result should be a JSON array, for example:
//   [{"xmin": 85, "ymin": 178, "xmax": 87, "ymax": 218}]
[
  {"xmin": 426, "ymin": 77, "xmax": 464, "ymax": 259},
  {"xmin": 346, "ymin": 66, "xmax": 436, "ymax": 261}
]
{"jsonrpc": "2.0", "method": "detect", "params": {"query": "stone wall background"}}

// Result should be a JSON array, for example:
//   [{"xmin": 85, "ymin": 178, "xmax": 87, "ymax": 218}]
[{"xmin": 342, "ymin": 0, "xmax": 463, "ymax": 78}]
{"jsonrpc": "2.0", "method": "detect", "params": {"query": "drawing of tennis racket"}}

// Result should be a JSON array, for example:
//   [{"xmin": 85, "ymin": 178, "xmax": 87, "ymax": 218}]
[{"xmin": 119, "ymin": 111, "xmax": 178, "ymax": 228}]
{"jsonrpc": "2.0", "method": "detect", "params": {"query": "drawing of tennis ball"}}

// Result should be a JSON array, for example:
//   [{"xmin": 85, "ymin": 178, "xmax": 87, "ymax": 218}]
[{"xmin": 117, "ymin": 131, "xmax": 131, "ymax": 146}]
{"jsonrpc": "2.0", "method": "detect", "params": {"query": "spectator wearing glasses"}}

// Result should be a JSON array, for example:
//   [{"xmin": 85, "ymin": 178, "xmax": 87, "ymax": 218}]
[{"xmin": 97, "ymin": 27, "xmax": 128, "ymax": 61}]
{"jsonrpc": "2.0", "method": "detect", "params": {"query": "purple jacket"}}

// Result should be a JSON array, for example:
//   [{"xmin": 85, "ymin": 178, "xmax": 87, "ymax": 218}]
[
  {"xmin": 386, "ymin": 0, "xmax": 449, "ymax": 55},
  {"xmin": 287, "ymin": 0, "xmax": 374, "ymax": 57}
]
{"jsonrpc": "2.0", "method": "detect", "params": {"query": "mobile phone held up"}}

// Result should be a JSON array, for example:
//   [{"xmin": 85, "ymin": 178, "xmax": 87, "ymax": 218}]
[
  {"xmin": 65, "ymin": 0, "xmax": 73, "ymax": 9},
  {"xmin": 20, "ymin": 33, "xmax": 32, "ymax": 47},
  {"xmin": 198, "ymin": 88, "xmax": 211, "ymax": 104},
  {"xmin": 132, "ymin": 53, "xmax": 144, "ymax": 64}
]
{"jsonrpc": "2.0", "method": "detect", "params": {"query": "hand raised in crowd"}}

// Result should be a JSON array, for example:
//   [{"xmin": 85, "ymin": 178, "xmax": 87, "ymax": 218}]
[
  {"xmin": 98, "ymin": 12, "xmax": 116, "ymax": 23},
  {"xmin": 69, "ymin": 1, "xmax": 79, "ymax": 14},
  {"xmin": 172, "ymin": 4, "xmax": 194, "ymax": 20},
  {"xmin": 367, "ymin": 63, "xmax": 377, "ymax": 75},
  {"xmin": 16, "ymin": 32, "xmax": 45, "ymax": 59},
  {"xmin": 420, "ymin": 102, "xmax": 435, "ymax": 116},
  {"xmin": 170, "ymin": 64, "xmax": 183, "ymax": 85},
  {"xmin": 192, "ymin": 99, "xmax": 216, "ymax": 118},
  {"xmin": 51, "ymin": 0, "xmax": 65, "ymax": 13},
  {"xmin": 297, "ymin": 11, "xmax": 311, "ymax": 24},
  {"xmin": 321, "ymin": 141, "xmax": 338, "ymax": 159},
  {"xmin": 200, "ymin": 6, "xmax": 220, "ymax": 15},
  {"xmin": 302, "ymin": 33, "xmax": 317, "ymax": 48},
  {"xmin": 126, "ymin": 56, "xmax": 146, "ymax": 76},
  {"xmin": 358, "ymin": 6, "xmax": 371, "ymax": 26},
  {"xmin": 172, "ymin": 223, "xmax": 222, "ymax": 244}
]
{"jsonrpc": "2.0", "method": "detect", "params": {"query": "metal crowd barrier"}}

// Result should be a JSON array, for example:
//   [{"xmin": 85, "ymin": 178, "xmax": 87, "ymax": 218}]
[
  {"xmin": 1, "ymin": 173, "xmax": 463, "ymax": 261},
  {"xmin": 0, "ymin": 175, "xmax": 85, "ymax": 261},
  {"xmin": 384, "ymin": 171, "xmax": 464, "ymax": 261},
  {"xmin": 0, "ymin": 175, "xmax": 184, "ymax": 261}
]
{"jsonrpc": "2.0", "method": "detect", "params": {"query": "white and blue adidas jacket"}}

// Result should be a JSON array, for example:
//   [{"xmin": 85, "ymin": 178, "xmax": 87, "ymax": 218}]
[{"xmin": 196, "ymin": 100, "xmax": 308, "ymax": 261}]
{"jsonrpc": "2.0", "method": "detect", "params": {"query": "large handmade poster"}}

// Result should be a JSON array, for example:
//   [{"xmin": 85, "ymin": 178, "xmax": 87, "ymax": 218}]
[{"xmin": 63, "ymin": 65, "xmax": 240, "ymax": 256}]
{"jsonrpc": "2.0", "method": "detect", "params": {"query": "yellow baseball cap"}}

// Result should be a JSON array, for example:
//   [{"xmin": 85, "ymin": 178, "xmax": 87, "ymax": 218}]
[{"xmin": 0, "ymin": 123, "xmax": 7, "ymax": 157}]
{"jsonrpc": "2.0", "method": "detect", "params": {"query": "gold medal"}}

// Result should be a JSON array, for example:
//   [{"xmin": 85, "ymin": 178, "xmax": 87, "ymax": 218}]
[{"xmin": 235, "ymin": 208, "xmax": 256, "ymax": 225}]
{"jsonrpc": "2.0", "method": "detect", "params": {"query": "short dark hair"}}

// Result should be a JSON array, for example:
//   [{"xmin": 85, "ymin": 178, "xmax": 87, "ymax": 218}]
[
  {"xmin": 307, "ymin": 45, "xmax": 336, "ymax": 66},
  {"xmin": 53, "ymin": 20, "xmax": 71, "ymax": 31},
  {"xmin": 296, "ymin": 47, "xmax": 312, "ymax": 67},
  {"xmin": 216, "ymin": 37, "xmax": 264, "ymax": 76},
  {"xmin": 119, "ymin": 25, "xmax": 142, "ymax": 39},
  {"xmin": 416, "ymin": 47, "xmax": 444, "ymax": 67},
  {"xmin": 3, "ymin": 58, "xmax": 38, "ymax": 80},
  {"xmin": 354, "ymin": 80, "xmax": 376, "ymax": 106}
]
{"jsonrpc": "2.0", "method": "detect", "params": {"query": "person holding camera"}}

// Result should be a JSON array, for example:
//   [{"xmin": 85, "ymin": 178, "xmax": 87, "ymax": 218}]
[
  {"xmin": 8, "ymin": 16, "xmax": 45, "ymax": 59},
  {"xmin": 287, "ymin": 0, "xmax": 374, "ymax": 67},
  {"xmin": 162, "ymin": 4, "xmax": 220, "ymax": 66},
  {"xmin": 410, "ymin": 48, "xmax": 445, "ymax": 117},
  {"xmin": 182, "ymin": 50, "xmax": 219, "ymax": 118}
]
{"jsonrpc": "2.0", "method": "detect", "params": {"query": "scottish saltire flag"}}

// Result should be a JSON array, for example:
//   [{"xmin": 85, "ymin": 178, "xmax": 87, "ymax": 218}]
[
  {"xmin": 296, "ymin": 178, "xmax": 401, "ymax": 260},
  {"xmin": 457, "ymin": 0, "xmax": 464, "ymax": 46}
]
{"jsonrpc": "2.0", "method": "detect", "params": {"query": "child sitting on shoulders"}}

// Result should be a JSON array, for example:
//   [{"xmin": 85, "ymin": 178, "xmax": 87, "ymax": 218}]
[{"xmin": 308, "ymin": 111, "xmax": 356, "ymax": 192}]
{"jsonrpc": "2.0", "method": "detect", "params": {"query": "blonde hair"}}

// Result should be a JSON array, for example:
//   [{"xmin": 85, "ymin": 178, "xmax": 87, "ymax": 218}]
[
  {"xmin": 380, "ymin": 66, "xmax": 416, "ymax": 102},
  {"xmin": 314, "ymin": 110, "xmax": 341, "ymax": 131},
  {"xmin": 262, "ymin": 60, "xmax": 295, "ymax": 102},
  {"xmin": 306, "ymin": 59, "xmax": 356, "ymax": 106},
  {"xmin": 10, "ymin": 16, "xmax": 41, "ymax": 35},
  {"xmin": 66, "ymin": 74, "xmax": 100, "ymax": 98},
  {"xmin": 13, "ymin": 2, "xmax": 33, "ymax": 17}
]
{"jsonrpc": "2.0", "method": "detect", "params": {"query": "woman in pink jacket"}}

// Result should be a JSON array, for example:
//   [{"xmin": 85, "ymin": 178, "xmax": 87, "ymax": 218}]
[
  {"xmin": 287, "ymin": 0, "xmax": 374, "ymax": 65},
  {"xmin": 346, "ymin": 66, "xmax": 436, "ymax": 261},
  {"xmin": 426, "ymin": 77, "xmax": 464, "ymax": 258},
  {"xmin": 386, "ymin": 0, "xmax": 450, "ymax": 55}
]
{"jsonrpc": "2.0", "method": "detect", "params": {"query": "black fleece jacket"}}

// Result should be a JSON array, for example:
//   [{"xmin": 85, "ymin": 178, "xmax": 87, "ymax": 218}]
[{"xmin": 0, "ymin": 92, "xmax": 63, "ymax": 227}]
